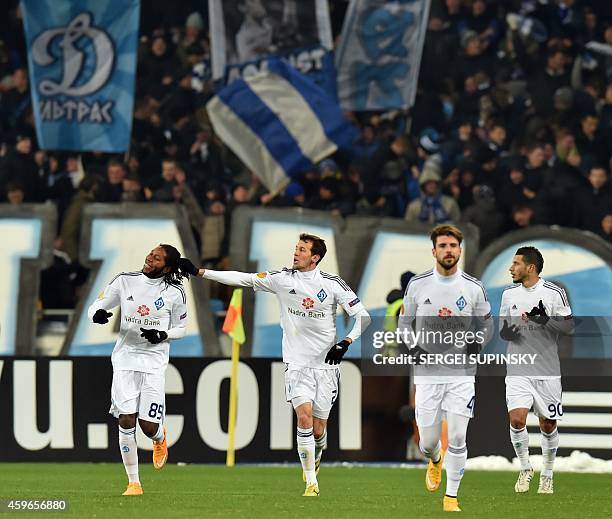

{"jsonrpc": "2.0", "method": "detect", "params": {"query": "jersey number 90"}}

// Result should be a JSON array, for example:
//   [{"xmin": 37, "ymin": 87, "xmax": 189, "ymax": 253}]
[{"xmin": 547, "ymin": 402, "xmax": 563, "ymax": 419}]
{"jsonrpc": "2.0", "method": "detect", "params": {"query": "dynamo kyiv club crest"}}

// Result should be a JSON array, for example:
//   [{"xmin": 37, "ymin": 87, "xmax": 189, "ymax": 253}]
[{"xmin": 455, "ymin": 295, "xmax": 466, "ymax": 311}]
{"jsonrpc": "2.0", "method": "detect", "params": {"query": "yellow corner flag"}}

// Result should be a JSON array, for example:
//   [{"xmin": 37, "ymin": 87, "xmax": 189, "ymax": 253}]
[
  {"xmin": 223, "ymin": 289, "xmax": 245, "ymax": 467},
  {"xmin": 222, "ymin": 288, "xmax": 245, "ymax": 344}
]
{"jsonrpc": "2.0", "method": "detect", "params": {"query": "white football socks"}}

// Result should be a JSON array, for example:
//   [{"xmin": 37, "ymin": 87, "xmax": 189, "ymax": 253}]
[
  {"xmin": 151, "ymin": 422, "xmax": 165, "ymax": 443},
  {"xmin": 445, "ymin": 444, "xmax": 467, "ymax": 497},
  {"xmin": 541, "ymin": 428, "xmax": 559, "ymax": 477},
  {"xmin": 510, "ymin": 425, "xmax": 532, "ymax": 470},
  {"xmin": 297, "ymin": 427, "xmax": 316, "ymax": 485},
  {"xmin": 119, "ymin": 426, "xmax": 139, "ymax": 483}
]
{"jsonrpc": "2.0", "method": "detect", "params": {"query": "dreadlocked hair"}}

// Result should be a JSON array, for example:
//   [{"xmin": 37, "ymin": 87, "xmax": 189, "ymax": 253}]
[{"xmin": 160, "ymin": 244, "xmax": 187, "ymax": 286}]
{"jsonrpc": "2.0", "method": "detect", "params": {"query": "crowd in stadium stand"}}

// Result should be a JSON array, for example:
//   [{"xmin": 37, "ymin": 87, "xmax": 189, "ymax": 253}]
[{"xmin": 0, "ymin": 0, "xmax": 611, "ymax": 309}]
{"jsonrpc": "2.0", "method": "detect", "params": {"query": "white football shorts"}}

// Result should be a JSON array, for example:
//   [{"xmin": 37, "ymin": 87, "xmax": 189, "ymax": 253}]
[
  {"xmin": 109, "ymin": 370, "xmax": 166, "ymax": 423},
  {"xmin": 506, "ymin": 376, "xmax": 563, "ymax": 421},
  {"xmin": 415, "ymin": 382, "xmax": 475, "ymax": 427},
  {"xmin": 284, "ymin": 366, "xmax": 340, "ymax": 420}
]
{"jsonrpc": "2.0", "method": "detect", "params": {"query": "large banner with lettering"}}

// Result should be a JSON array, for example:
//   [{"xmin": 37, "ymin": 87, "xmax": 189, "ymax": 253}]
[
  {"xmin": 1, "ymin": 358, "xmax": 611, "ymax": 462},
  {"xmin": 209, "ymin": 0, "xmax": 335, "ymax": 94},
  {"xmin": 335, "ymin": 0, "xmax": 431, "ymax": 111},
  {"xmin": 21, "ymin": 0, "xmax": 140, "ymax": 151}
]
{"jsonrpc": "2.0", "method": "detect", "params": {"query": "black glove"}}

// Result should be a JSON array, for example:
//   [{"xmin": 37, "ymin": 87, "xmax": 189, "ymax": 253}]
[
  {"xmin": 140, "ymin": 328, "xmax": 168, "ymax": 344},
  {"xmin": 92, "ymin": 309, "xmax": 113, "ymax": 324},
  {"xmin": 325, "ymin": 339, "xmax": 350, "ymax": 365},
  {"xmin": 500, "ymin": 320, "xmax": 521, "ymax": 341},
  {"xmin": 177, "ymin": 257, "xmax": 199, "ymax": 277},
  {"xmin": 408, "ymin": 345, "xmax": 429, "ymax": 365},
  {"xmin": 526, "ymin": 299, "xmax": 549, "ymax": 325}
]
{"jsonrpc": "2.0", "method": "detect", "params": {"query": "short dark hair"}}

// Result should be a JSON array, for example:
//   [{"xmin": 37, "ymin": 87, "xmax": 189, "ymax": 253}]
[
  {"xmin": 299, "ymin": 233, "xmax": 326, "ymax": 264},
  {"xmin": 107, "ymin": 158, "xmax": 127, "ymax": 173},
  {"xmin": 525, "ymin": 142, "xmax": 543, "ymax": 153},
  {"xmin": 516, "ymin": 246, "xmax": 544, "ymax": 273},
  {"xmin": 589, "ymin": 165, "xmax": 607, "ymax": 174},
  {"xmin": 6, "ymin": 181, "xmax": 24, "ymax": 192},
  {"xmin": 430, "ymin": 224, "xmax": 463, "ymax": 247}
]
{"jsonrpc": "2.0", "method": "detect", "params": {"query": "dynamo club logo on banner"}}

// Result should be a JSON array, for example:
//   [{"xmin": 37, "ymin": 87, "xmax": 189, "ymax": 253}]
[
  {"xmin": 21, "ymin": 0, "xmax": 140, "ymax": 151},
  {"xmin": 336, "ymin": 0, "xmax": 431, "ymax": 111}
]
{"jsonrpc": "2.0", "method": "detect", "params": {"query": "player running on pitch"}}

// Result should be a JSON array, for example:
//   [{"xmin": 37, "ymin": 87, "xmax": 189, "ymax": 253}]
[
  {"xmin": 177, "ymin": 233, "xmax": 371, "ymax": 497},
  {"xmin": 398, "ymin": 224, "xmax": 493, "ymax": 512},
  {"xmin": 88, "ymin": 244, "xmax": 189, "ymax": 496},
  {"xmin": 499, "ymin": 246, "xmax": 574, "ymax": 495}
]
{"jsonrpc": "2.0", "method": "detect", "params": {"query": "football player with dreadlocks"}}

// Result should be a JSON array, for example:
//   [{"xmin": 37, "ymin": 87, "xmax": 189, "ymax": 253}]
[{"xmin": 87, "ymin": 244, "xmax": 189, "ymax": 496}]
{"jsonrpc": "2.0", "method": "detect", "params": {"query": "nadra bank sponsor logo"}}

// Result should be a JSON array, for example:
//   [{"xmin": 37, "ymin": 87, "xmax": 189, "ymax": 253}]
[
  {"xmin": 125, "ymin": 315, "xmax": 160, "ymax": 327},
  {"xmin": 288, "ymin": 307, "xmax": 326, "ymax": 319}
]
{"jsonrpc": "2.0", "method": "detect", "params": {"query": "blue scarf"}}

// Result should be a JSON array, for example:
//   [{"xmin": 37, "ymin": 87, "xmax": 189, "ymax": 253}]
[{"xmin": 418, "ymin": 194, "xmax": 450, "ymax": 223}]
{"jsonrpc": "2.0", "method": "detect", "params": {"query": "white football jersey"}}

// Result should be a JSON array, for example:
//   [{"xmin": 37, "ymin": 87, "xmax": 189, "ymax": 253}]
[
  {"xmin": 88, "ymin": 272, "xmax": 187, "ymax": 375},
  {"xmin": 205, "ymin": 267, "xmax": 367, "ymax": 369},
  {"xmin": 398, "ymin": 268, "xmax": 492, "ymax": 384},
  {"xmin": 499, "ymin": 278, "xmax": 573, "ymax": 378}
]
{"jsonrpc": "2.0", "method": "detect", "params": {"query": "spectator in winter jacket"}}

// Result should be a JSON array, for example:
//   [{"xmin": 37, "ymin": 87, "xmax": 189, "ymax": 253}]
[{"xmin": 404, "ymin": 164, "xmax": 461, "ymax": 224}]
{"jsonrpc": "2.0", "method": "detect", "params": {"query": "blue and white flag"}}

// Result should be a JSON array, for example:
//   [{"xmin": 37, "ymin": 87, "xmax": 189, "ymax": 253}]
[
  {"xmin": 206, "ymin": 59, "xmax": 357, "ymax": 192},
  {"xmin": 335, "ymin": 0, "xmax": 431, "ymax": 111},
  {"xmin": 21, "ymin": 0, "xmax": 140, "ymax": 151}
]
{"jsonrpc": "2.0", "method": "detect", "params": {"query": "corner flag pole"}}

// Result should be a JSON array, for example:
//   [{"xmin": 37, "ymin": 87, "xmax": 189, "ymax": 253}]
[
  {"xmin": 226, "ymin": 338, "xmax": 240, "ymax": 467},
  {"xmin": 222, "ymin": 289, "xmax": 246, "ymax": 467}
]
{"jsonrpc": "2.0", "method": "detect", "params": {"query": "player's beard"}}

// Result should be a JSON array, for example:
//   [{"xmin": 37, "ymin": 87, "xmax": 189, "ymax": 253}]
[
  {"xmin": 142, "ymin": 265, "xmax": 166, "ymax": 278},
  {"xmin": 437, "ymin": 255, "xmax": 459, "ymax": 272}
]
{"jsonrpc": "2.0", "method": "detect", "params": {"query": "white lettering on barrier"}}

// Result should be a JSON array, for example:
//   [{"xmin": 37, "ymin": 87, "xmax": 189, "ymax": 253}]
[
  {"xmin": 196, "ymin": 360, "xmax": 259, "ymax": 450},
  {"xmin": 13, "ymin": 360, "xmax": 74, "ymax": 450},
  {"xmin": 270, "ymin": 362, "xmax": 293, "ymax": 449},
  {"xmin": 339, "ymin": 362, "xmax": 361, "ymax": 450},
  {"xmin": 0, "ymin": 219, "xmax": 42, "ymax": 355},
  {"xmin": 4, "ymin": 359, "xmax": 359, "ymax": 454}
]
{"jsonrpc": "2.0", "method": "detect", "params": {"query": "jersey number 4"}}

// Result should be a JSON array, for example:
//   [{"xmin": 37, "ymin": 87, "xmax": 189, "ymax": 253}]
[{"xmin": 466, "ymin": 396, "xmax": 475, "ymax": 416}]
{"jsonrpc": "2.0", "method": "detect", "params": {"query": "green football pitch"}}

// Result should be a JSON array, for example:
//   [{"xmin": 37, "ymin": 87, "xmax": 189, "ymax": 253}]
[{"xmin": 0, "ymin": 463, "xmax": 610, "ymax": 518}]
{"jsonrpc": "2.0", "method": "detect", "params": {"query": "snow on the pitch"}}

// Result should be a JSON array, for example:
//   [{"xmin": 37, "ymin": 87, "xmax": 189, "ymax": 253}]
[
  {"xmin": 255, "ymin": 451, "xmax": 612, "ymax": 473},
  {"xmin": 467, "ymin": 450, "xmax": 612, "ymax": 473}
]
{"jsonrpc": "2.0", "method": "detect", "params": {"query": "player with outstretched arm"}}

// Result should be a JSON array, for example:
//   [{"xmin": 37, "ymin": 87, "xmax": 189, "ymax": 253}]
[
  {"xmin": 178, "ymin": 233, "xmax": 371, "ymax": 497},
  {"xmin": 499, "ymin": 246, "xmax": 574, "ymax": 495},
  {"xmin": 397, "ymin": 224, "xmax": 493, "ymax": 512},
  {"xmin": 88, "ymin": 244, "xmax": 189, "ymax": 496}
]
